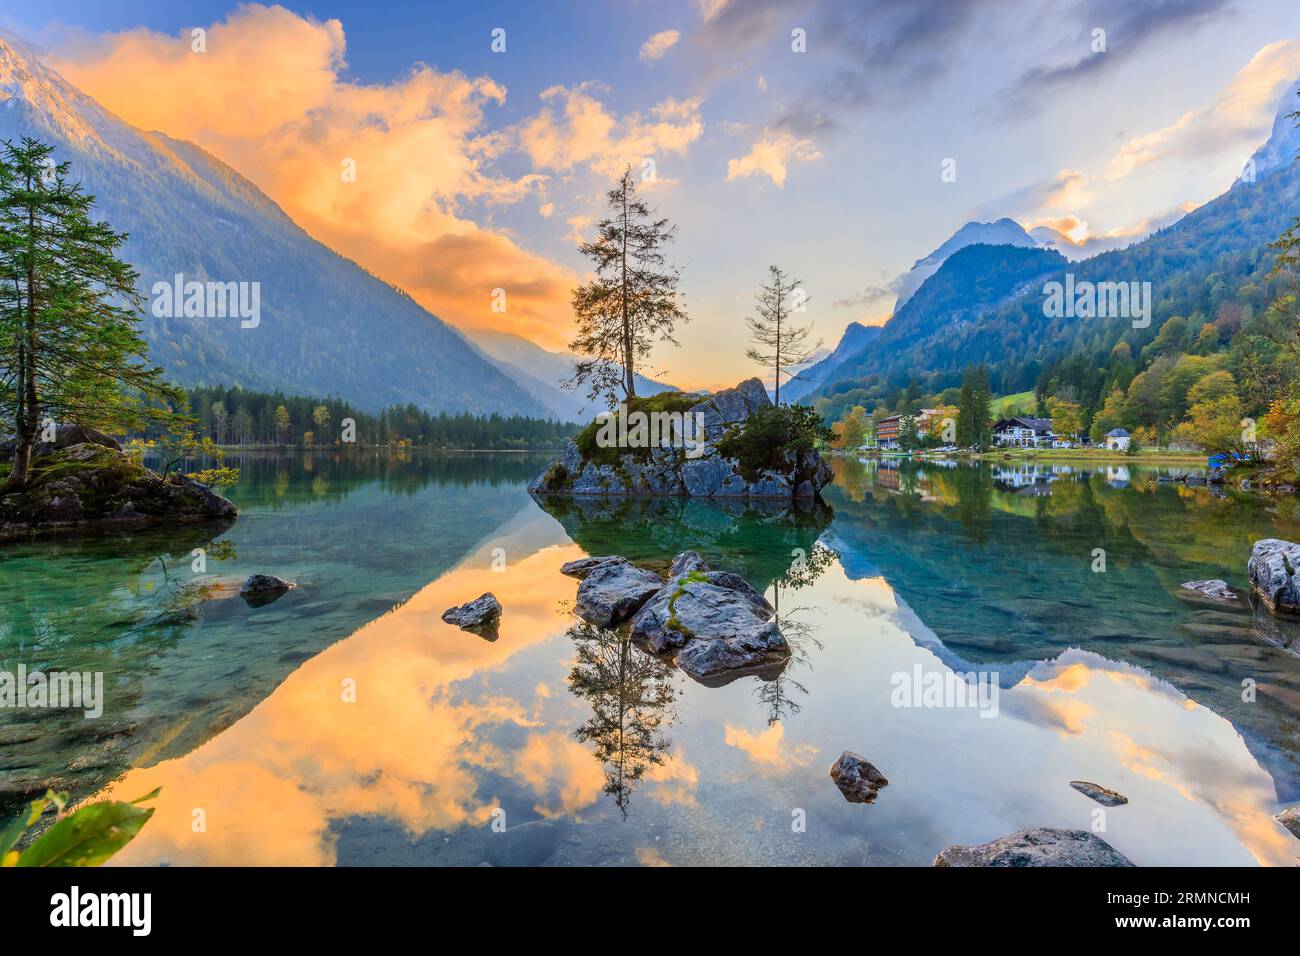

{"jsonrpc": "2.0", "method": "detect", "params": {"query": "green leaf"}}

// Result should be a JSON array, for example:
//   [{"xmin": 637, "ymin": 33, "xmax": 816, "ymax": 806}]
[
  {"xmin": 15, "ymin": 800, "xmax": 156, "ymax": 868},
  {"xmin": 0, "ymin": 790, "xmax": 59, "ymax": 860}
]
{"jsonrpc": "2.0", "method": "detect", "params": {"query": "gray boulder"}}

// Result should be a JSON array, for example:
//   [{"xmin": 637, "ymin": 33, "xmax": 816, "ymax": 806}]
[
  {"xmin": 560, "ymin": 556, "xmax": 623, "ymax": 579},
  {"xmin": 1179, "ymin": 579, "xmax": 1237, "ymax": 602},
  {"xmin": 241, "ymin": 574, "xmax": 294, "ymax": 607},
  {"xmin": 574, "ymin": 559, "xmax": 663, "ymax": 626},
  {"xmin": 674, "ymin": 620, "xmax": 789, "ymax": 686},
  {"xmin": 1069, "ymin": 780, "xmax": 1129, "ymax": 807},
  {"xmin": 1, "ymin": 424, "xmax": 122, "ymax": 462},
  {"xmin": 934, "ymin": 827, "xmax": 1134, "ymax": 867},
  {"xmin": 691, "ymin": 377, "xmax": 772, "ymax": 440},
  {"xmin": 830, "ymin": 751, "xmax": 889, "ymax": 804},
  {"xmin": 1248, "ymin": 538, "xmax": 1300, "ymax": 615},
  {"xmin": 630, "ymin": 557, "xmax": 774, "ymax": 654},
  {"xmin": 442, "ymin": 593, "xmax": 503, "ymax": 630},
  {"xmin": 1277, "ymin": 806, "xmax": 1300, "ymax": 840}
]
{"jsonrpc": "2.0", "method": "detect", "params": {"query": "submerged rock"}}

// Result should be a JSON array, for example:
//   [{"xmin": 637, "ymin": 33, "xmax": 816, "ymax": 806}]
[
  {"xmin": 1277, "ymin": 806, "xmax": 1300, "ymax": 840},
  {"xmin": 574, "ymin": 559, "xmax": 663, "ymax": 626},
  {"xmin": 241, "ymin": 574, "xmax": 294, "ymax": 607},
  {"xmin": 830, "ymin": 751, "xmax": 889, "ymax": 804},
  {"xmin": 1179, "ymin": 579, "xmax": 1238, "ymax": 603},
  {"xmin": 1069, "ymin": 780, "xmax": 1129, "ymax": 807},
  {"xmin": 442, "ymin": 593, "xmax": 503, "ymax": 631},
  {"xmin": 933, "ymin": 827, "xmax": 1135, "ymax": 867},
  {"xmin": 1248, "ymin": 539, "xmax": 1300, "ymax": 615}
]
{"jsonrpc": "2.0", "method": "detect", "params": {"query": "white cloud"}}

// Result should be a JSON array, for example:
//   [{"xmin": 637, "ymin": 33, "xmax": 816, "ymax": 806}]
[{"xmin": 639, "ymin": 29, "xmax": 680, "ymax": 63}]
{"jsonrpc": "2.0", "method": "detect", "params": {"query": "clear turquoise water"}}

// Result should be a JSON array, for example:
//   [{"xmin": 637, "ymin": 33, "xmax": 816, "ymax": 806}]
[{"xmin": 2, "ymin": 452, "xmax": 1299, "ymax": 866}]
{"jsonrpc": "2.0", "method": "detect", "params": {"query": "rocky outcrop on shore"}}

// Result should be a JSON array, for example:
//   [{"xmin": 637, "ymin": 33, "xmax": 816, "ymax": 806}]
[
  {"xmin": 566, "ymin": 549, "xmax": 791, "ymax": 686},
  {"xmin": 1248, "ymin": 538, "xmax": 1300, "ymax": 615},
  {"xmin": 0, "ymin": 438, "xmax": 236, "ymax": 541},
  {"xmin": 933, "ymin": 827, "xmax": 1135, "ymax": 867},
  {"xmin": 528, "ymin": 379, "xmax": 831, "ymax": 500}
]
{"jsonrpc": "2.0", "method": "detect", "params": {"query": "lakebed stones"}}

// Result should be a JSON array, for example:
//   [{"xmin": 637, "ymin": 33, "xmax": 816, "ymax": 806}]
[
  {"xmin": 1179, "ymin": 579, "xmax": 1238, "ymax": 603},
  {"xmin": 830, "ymin": 751, "xmax": 889, "ymax": 804},
  {"xmin": 1069, "ymin": 780, "xmax": 1128, "ymax": 807},
  {"xmin": 567, "ymin": 549, "xmax": 791, "ymax": 686},
  {"xmin": 1248, "ymin": 538, "xmax": 1300, "ymax": 615},
  {"xmin": 442, "ymin": 593, "xmax": 503, "ymax": 631},
  {"xmin": 933, "ymin": 827, "xmax": 1135, "ymax": 867},
  {"xmin": 240, "ymin": 574, "xmax": 294, "ymax": 608},
  {"xmin": 528, "ymin": 378, "xmax": 831, "ymax": 501}
]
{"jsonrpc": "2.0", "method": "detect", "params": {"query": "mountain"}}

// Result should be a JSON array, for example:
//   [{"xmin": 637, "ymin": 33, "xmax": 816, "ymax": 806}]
[
  {"xmin": 893, "ymin": 217, "xmax": 1039, "ymax": 309},
  {"xmin": 811, "ymin": 79, "xmax": 1300, "ymax": 410},
  {"xmin": 464, "ymin": 328, "xmax": 677, "ymax": 421},
  {"xmin": 0, "ymin": 32, "xmax": 548, "ymax": 417},
  {"xmin": 1242, "ymin": 80, "xmax": 1300, "ymax": 183},
  {"xmin": 780, "ymin": 321, "xmax": 883, "ymax": 402}
]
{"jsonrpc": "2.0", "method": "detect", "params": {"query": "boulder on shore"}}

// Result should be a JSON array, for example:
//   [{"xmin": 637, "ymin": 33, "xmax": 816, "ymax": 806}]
[
  {"xmin": 0, "ymin": 442, "xmax": 236, "ymax": 542},
  {"xmin": 933, "ymin": 827, "xmax": 1135, "ymax": 867},
  {"xmin": 1069, "ymin": 780, "xmax": 1129, "ymax": 807},
  {"xmin": 830, "ymin": 751, "xmax": 889, "ymax": 804},
  {"xmin": 1247, "ymin": 538, "xmax": 1300, "ymax": 615},
  {"xmin": 528, "ymin": 378, "xmax": 831, "ymax": 501},
  {"xmin": 559, "ymin": 556, "xmax": 623, "ymax": 579},
  {"xmin": 442, "ymin": 593, "xmax": 503, "ymax": 631}
]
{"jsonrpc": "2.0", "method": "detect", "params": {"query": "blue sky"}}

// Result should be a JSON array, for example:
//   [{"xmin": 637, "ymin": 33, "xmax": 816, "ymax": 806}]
[{"xmin": 3, "ymin": 0, "xmax": 1299, "ymax": 387}]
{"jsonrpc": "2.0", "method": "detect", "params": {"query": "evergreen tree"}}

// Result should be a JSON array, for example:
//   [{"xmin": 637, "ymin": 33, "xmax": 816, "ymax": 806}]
[
  {"xmin": 0, "ymin": 138, "xmax": 180, "ymax": 489},
  {"xmin": 744, "ymin": 265, "xmax": 821, "ymax": 405},
  {"xmin": 568, "ymin": 167, "xmax": 687, "ymax": 407},
  {"xmin": 956, "ymin": 364, "xmax": 993, "ymax": 449}
]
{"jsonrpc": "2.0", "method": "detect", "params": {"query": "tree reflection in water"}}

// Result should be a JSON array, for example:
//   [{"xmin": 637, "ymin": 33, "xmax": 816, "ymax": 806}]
[
  {"xmin": 566, "ymin": 621, "xmax": 680, "ymax": 818},
  {"xmin": 755, "ymin": 542, "xmax": 836, "ymax": 725}
]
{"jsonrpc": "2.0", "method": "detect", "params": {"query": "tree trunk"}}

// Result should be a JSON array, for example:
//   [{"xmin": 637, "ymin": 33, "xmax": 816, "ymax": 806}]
[
  {"xmin": 9, "ymin": 175, "xmax": 40, "ymax": 490},
  {"xmin": 620, "ymin": 185, "xmax": 636, "ymax": 399}
]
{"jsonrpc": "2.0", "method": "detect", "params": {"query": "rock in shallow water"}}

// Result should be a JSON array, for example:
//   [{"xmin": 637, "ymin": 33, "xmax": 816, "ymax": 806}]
[
  {"xmin": 574, "ymin": 560, "xmax": 663, "ymax": 626},
  {"xmin": 934, "ymin": 827, "xmax": 1135, "ymax": 867},
  {"xmin": 830, "ymin": 751, "xmax": 888, "ymax": 804},
  {"xmin": 1277, "ymin": 806, "xmax": 1300, "ymax": 840},
  {"xmin": 1069, "ymin": 780, "xmax": 1129, "ymax": 807},
  {"xmin": 442, "ymin": 593, "xmax": 503, "ymax": 630},
  {"xmin": 1248, "ymin": 538, "xmax": 1300, "ymax": 615},
  {"xmin": 240, "ymin": 574, "xmax": 294, "ymax": 607},
  {"xmin": 559, "ymin": 556, "xmax": 623, "ymax": 579},
  {"xmin": 1179, "ymin": 579, "xmax": 1237, "ymax": 602}
]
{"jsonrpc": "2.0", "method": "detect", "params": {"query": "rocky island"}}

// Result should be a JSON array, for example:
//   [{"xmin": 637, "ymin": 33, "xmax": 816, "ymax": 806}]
[
  {"xmin": 528, "ymin": 378, "xmax": 832, "ymax": 500},
  {"xmin": 0, "ymin": 425, "xmax": 236, "ymax": 541}
]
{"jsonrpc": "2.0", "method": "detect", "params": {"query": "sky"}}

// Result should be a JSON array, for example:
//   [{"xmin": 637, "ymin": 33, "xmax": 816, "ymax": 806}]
[{"xmin": 2, "ymin": 0, "xmax": 1299, "ymax": 390}]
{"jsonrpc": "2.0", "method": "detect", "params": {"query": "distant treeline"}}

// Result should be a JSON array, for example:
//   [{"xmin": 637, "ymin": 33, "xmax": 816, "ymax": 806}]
[{"xmin": 171, "ymin": 385, "xmax": 579, "ymax": 449}]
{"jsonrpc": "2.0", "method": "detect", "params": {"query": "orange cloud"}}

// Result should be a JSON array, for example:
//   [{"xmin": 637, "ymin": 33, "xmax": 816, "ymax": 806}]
[
  {"xmin": 49, "ymin": 4, "xmax": 578, "ymax": 347},
  {"xmin": 726, "ymin": 130, "xmax": 821, "ymax": 187}
]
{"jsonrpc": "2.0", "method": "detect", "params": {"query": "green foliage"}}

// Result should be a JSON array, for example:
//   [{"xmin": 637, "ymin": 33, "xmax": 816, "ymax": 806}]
[
  {"xmin": 573, "ymin": 391, "xmax": 701, "ymax": 465},
  {"xmin": 716, "ymin": 404, "xmax": 832, "ymax": 480},
  {"xmin": 1, "ymin": 788, "xmax": 158, "ymax": 867},
  {"xmin": 956, "ymin": 365, "xmax": 993, "ymax": 449},
  {"xmin": 0, "ymin": 138, "xmax": 183, "ymax": 488},
  {"xmin": 169, "ymin": 384, "xmax": 578, "ymax": 450}
]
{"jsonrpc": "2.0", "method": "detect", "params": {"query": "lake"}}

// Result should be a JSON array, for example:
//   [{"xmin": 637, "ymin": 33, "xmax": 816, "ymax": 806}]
[{"xmin": 2, "ymin": 451, "xmax": 1299, "ymax": 866}]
